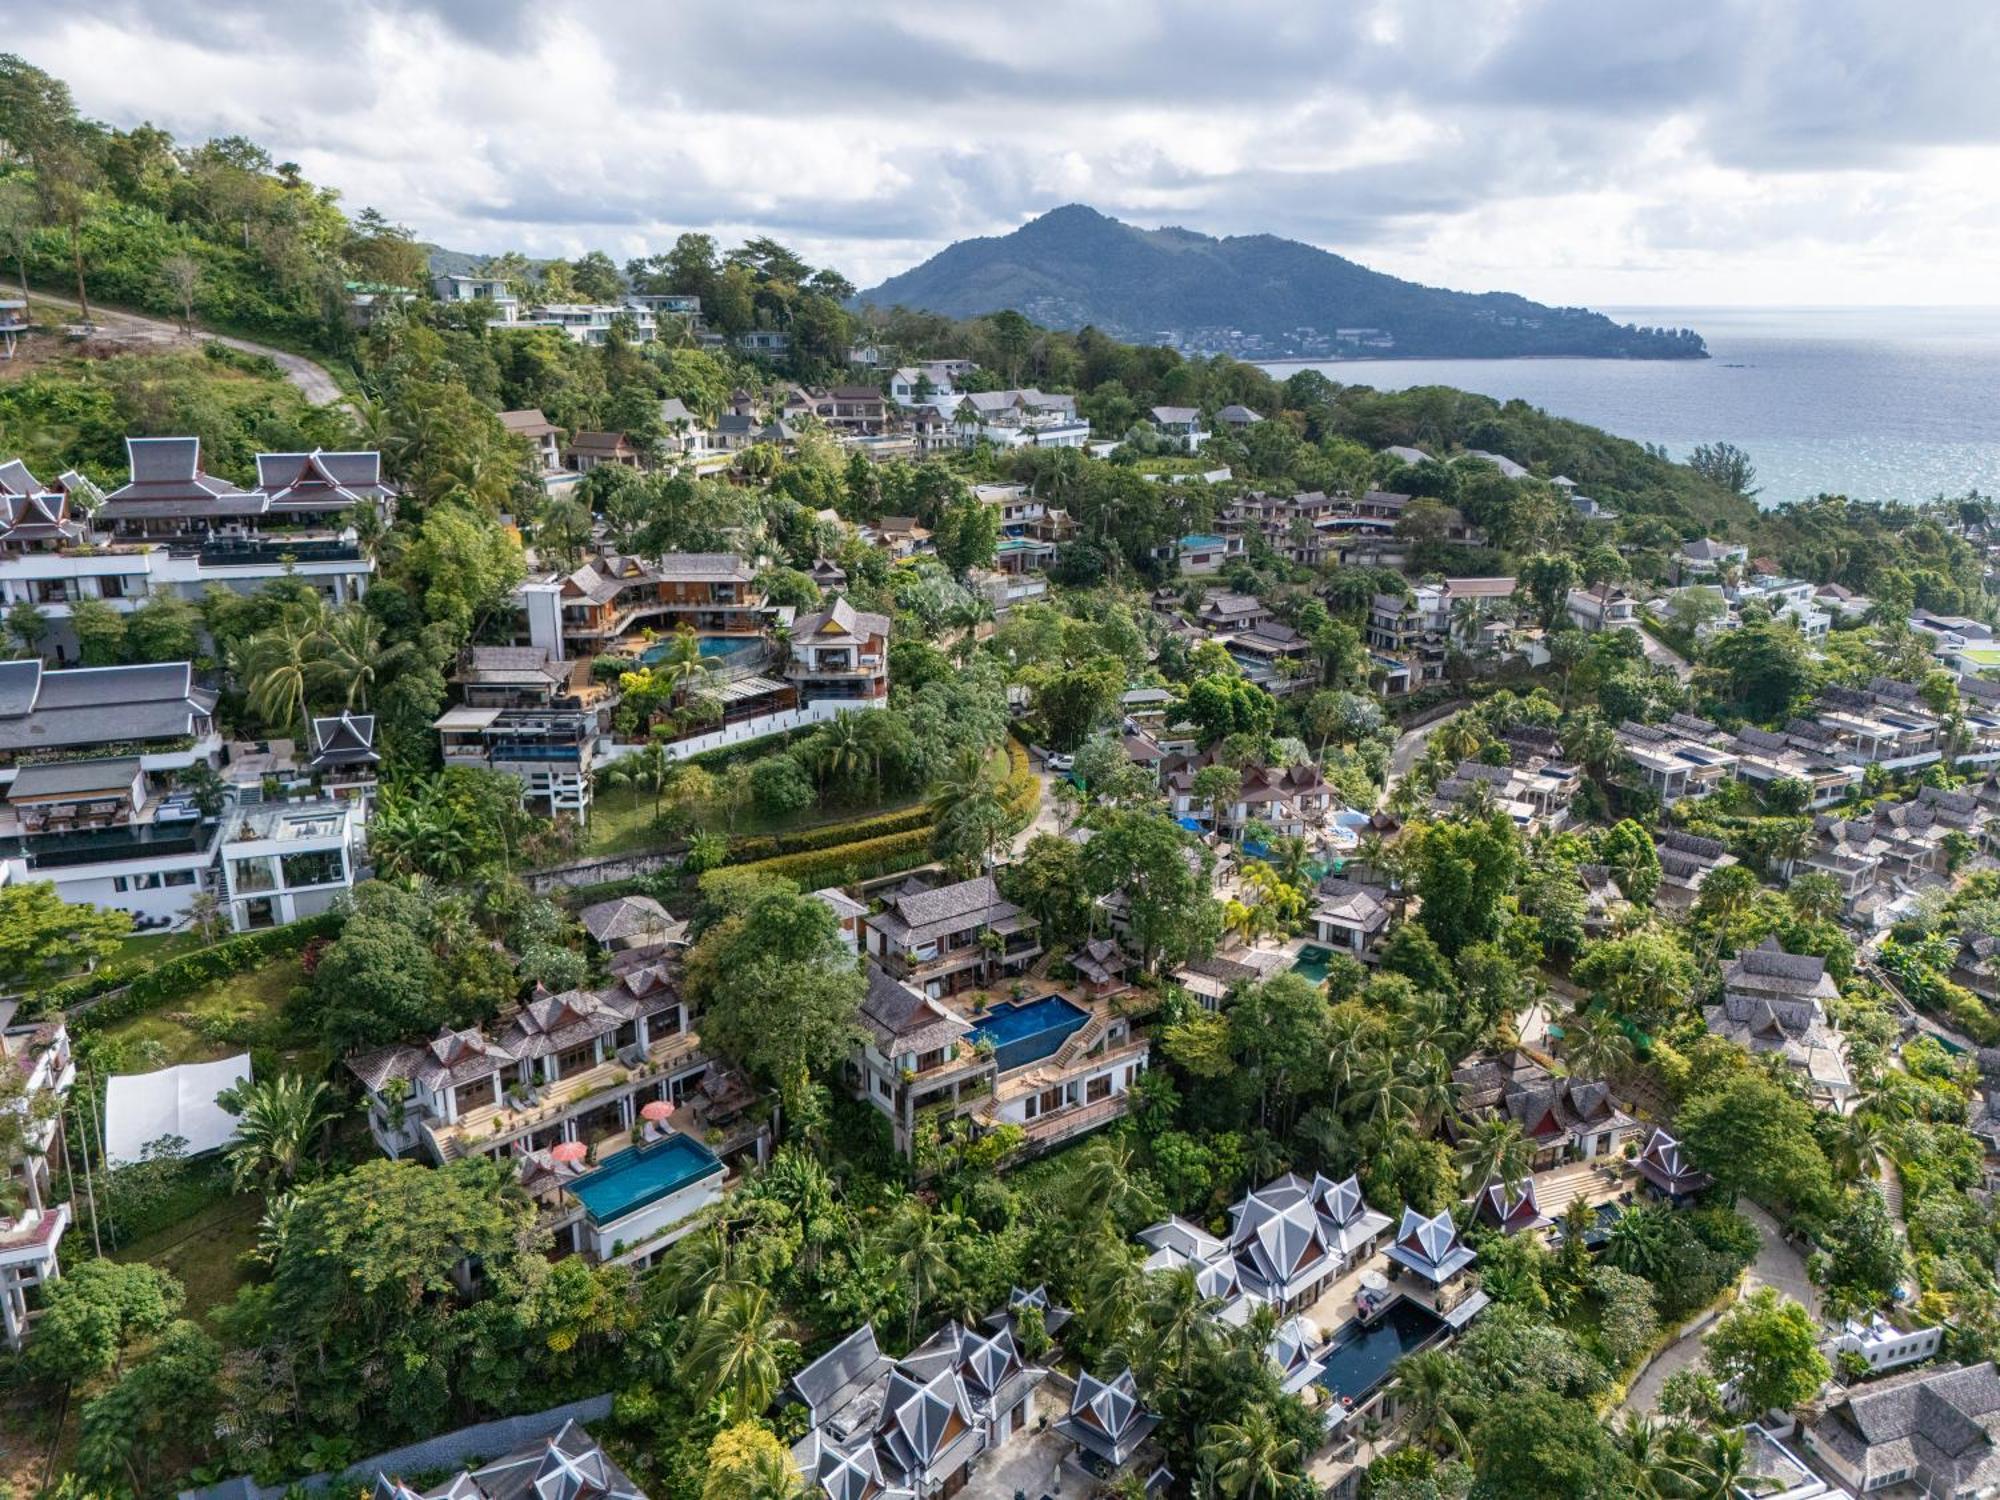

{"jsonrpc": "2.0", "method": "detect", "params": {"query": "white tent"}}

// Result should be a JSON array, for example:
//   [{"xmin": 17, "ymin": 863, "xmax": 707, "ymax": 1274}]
[{"xmin": 103, "ymin": 1055, "xmax": 251, "ymax": 1166}]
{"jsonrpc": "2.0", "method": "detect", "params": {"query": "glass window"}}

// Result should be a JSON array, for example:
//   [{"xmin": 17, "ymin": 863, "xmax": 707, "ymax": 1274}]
[
  {"xmin": 279, "ymin": 848, "xmax": 346, "ymax": 889},
  {"xmin": 163, "ymin": 869, "xmax": 197, "ymax": 887},
  {"xmin": 231, "ymin": 857, "xmax": 277, "ymax": 893}
]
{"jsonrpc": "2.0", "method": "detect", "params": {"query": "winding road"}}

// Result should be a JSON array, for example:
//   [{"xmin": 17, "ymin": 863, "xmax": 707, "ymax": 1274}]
[{"xmin": 28, "ymin": 292, "xmax": 347, "ymax": 407}]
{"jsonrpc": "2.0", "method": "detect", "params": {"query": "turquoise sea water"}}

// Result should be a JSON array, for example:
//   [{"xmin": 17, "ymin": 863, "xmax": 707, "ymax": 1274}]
[{"xmin": 1263, "ymin": 306, "xmax": 2000, "ymax": 507}]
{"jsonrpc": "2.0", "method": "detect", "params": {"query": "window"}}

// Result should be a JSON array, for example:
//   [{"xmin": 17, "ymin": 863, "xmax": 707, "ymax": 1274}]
[
  {"xmin": 1086, "ymin": 1074, "xmax": 1112, "ymax": 1104},
  {"xmin": 231, "ymin": 857, "xmax": 277, "ymax": 893},
  {"xmin": 877, "ymin": 1076, "xmax": 892, "ymax": 1100},
  {"xmin": 163, "ymin": 869, "xmax": 196, "ymax": 887},
  {"xmin": 553, "ymin": 1042, "xmax": 596, "ymax": 1079},
  {"xmin": 279, "ymin": 849, "xmax": 346, "ymax": 889}
]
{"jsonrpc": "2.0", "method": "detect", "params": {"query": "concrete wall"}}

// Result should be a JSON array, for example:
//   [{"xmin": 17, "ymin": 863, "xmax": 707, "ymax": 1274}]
[
  {"xmin": 524, "ymin": 849, "xmax": 681, "ymax": 895},
  {"xmin": 595, "ymin": 697, "xmax": 883, "ymax": 765}
]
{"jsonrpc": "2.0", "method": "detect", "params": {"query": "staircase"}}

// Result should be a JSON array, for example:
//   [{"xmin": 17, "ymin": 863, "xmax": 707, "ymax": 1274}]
[{"xmin": 1052, "ymin": 1013, "xmax": 1112, "ymax": 1069}]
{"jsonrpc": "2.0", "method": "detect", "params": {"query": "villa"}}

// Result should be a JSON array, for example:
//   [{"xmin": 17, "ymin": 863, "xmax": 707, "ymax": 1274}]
[
  {"xmin": 864, "ymin": 876, "xmax": 1043, "ymax": 998},
  {"xmin": 0, "ymin": 1003, "xmax": 73, "ymax": 1351},
  {"xmin": 369, "ymin": 1419, "xmax": 645, "ymax": 1500},
  {"xmin": 851, "ymin": 963, "xmax": 1147, "ymax": 1158},
  {"xmin": 1055, "ymin": 1369, "xmax": 1166, "ymax": 1488},
  {"xmin": 1636, "ymin": 1128, "xmax": 1712, "ymax": 1207},
  {"xmin": 788, "ymin": 1318, "xmax": 1046, "ymax": 1498},
  {"xmin": 1800, "ymin": 1361, "xmax": 2000, "ymax": 1497},
  {"xmin": 217, "ymin": 799, "xmax": 363, "ymax": 931},
  {"xmin": 1823, "ymin": 1312, "xmax": 1942, "ymax": 1377},
  {"xmin": 1708, "ymin": 938, "xmax": 1853, "ymax": 1109},
  {"xmin": 1450, "ymin": 1050, "xmax": 1637, "ymax": 1168},
  {"xmin": 1616, "ymin": 716, "xmax": 1739, "ymax": 806},
  {"xmin": 1383, "ymin": 1206, "xmax": 1489, "ymax": 1325},
  {"xmin": 1309, "ymin": 877, "xmax": 1392, "ymax": 963},
  {"xmin": 0, "ymin": 440, "xmax": 383, "ymax": 660}
]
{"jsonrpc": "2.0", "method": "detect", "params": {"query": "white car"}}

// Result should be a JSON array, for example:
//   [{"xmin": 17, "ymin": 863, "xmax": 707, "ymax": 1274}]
[{"xmin": 1045, "ymin": 752, "xmax": 1075, "ymax": 773}]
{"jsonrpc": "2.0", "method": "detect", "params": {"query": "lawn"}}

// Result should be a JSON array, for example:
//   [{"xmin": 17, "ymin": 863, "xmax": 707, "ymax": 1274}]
[
  {"xmin": 108, "ymin": 929, "xmax": 201, "ymax": 967},
  {"xmin": 586, "ymin": 780, "xmax": 930, "ymax": 857},
  {"xmin": 95, "ymin": 956, "xmax": 321, "ymax": 1074},
  {"xmin": 113, "ymin": 1189, "xmax": 263, "ymax": 1326}
]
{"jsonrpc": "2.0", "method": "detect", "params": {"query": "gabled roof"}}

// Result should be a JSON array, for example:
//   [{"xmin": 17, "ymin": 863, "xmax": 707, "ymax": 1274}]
[
  {"xmin": 1055, "ymin": 1368, "xmax": 1158, "ymax": 1466},
  {"xmin": 1384, "ymin": 1205, "xmax": 1476, "ymax": 1282},
  {"xmin": 307, "ymin": 710, "xmax": 379, "ymax": 769},
  {"xmin": 791, "ymin": 1325, "xmax": 893, "ymax": 1426}
]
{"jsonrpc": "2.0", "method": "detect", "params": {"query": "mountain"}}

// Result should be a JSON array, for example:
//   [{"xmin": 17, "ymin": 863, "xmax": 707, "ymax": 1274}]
[{"xmin": 860, "ymin": 205, "xmax": 1705, "ymax": 361}]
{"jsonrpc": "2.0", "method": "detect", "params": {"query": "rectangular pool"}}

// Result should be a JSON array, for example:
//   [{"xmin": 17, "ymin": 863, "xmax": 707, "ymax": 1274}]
[
  {"xmin": 568, "ymin": 1134, "xmax": 724, "ymax": 1226},
  {"xmin": 968, "ymin": 996, "xmax": 1091, "ymax": 1073},
  {"xmin": 1315, "ymin": 1298, "xmax": 1447, "ymax": 1408}
]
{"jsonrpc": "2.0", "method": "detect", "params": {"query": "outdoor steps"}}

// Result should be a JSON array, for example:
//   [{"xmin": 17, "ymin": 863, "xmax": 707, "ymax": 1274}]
[{"xmin": 1051, "ymin": 1012, "xmax": 1112, "ymax": 1069}]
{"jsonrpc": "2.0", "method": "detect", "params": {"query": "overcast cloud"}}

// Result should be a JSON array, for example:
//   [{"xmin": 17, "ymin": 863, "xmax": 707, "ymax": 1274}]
[{"xmin": 5, "ymin": 0, "xmax": 1997, "ymax": 306}]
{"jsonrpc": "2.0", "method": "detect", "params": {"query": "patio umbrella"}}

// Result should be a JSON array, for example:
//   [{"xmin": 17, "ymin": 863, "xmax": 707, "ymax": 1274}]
[
  {"xmin": 1360, "ymin": 1270, "xmax": 1389, "ymax": 1292},
  {"xmin": 640, "ymin": 1099, "xmax": 677, "ymax": 1123},
  {"xmin": 549, "ymin": 1140, "xmax": 588, "ymax": 1165}
]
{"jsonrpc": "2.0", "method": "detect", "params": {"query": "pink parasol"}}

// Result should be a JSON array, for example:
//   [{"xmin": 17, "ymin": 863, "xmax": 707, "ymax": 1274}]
[
  {"xmin": 549, "ymin": 1140, "xmax": 588, "ymax": 1164},
  {"xmin": 640, "ymin": 1099, "xmax": 677, "ymax": 1123}
]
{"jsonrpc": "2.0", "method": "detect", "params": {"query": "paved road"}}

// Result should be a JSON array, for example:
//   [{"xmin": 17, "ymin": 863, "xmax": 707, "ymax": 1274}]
[
  {"xmin": 1382, "ymin": 710, "xmax": 1459, "ymax": 803},
  {"xmin": 31, "ymin": 292, "xmax": 347, "ymax": 406},
  {"xmin": 1624, "ymin": 1200, "xmax": 1816, "ymax": 1412},
  {"xmin": 1637, "ymin": 623, "xmax": 1694, "ymax": 683}
]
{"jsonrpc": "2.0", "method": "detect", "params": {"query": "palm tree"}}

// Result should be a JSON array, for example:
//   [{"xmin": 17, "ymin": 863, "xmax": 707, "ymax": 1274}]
[
  {"xmin": 1453, "ymin": 1114, "xmax": 1534, "ymax": 1196},
  {"xmin": 240, "ymin": 608, "xmax": 322, "ymax": 745},
  {"xmin": 1072, "ymin": 1137, "xmax": 1159, "ymax": 1231},
  {"xmin": 1123, "ymin": 1265, "xmax": 1218, "ymax": 1387},
  {"xmin": 1615, "ymin": 1413, "xmax": 1683, "ymax": 1500},
  {"xmin": 1559, "ymin": 1012, "xmax": 1635, "ymax": 1083},
  {"xmin": 1674, "ymin": 1426, "xmax": 1773, "ymax": 1499},
  {"xmin": 651, "ymin": 626, "xmax": 713, "ymax": 701},
  {"xmin": 1392, "ymin": 1347, "xmax": 1467, "ymax": 1455},
  {"xmin": 1323, "ymin": 1010, "xmax": 1373, "ymax": 1109},
  {"xmin": 815, "ymin": 713, "xmax": 874, "ymax": 791},
  {"xmin": 1835, "ymin": 1112, "xmax": 1890, "ymax": 1185},
  {"xmin": 1199, "ymin": 1404, "xmax": 1298, "ymax": 1500},
  {"xmin": 310, "ymin": 605, "xmax": 408, "ymax": 712},
  {"xmin": 705, "ymin": 1439, "xmax": 808, "ymax": 1500},
  {"xmin": 684, "ymin": 1283, "xmax": 797, "ymax": 1421},
  {"xmin": 882, "ymin": 1198, "xmax": 957, "ymax": 1345},
  {"xmin": 221, "ymin": 1074, "xmax": 340, "ymax": 1191},
  {"xmin": 1604, "ymin": 1205, "xmax": 1673, "ymax": 1279}
]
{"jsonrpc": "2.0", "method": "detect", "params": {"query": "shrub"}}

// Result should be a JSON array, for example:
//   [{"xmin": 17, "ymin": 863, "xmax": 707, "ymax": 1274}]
[
  {"xmin": 35, "ymin": 914, "xmax": 344, "ymax": 1029},
  {"xmin": 733, "ymin": 827, "xmax": 935, "ymax": 888}
]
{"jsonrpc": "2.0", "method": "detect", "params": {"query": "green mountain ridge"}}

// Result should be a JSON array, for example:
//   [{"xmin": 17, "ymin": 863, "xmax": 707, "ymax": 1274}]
[{"xmin": 861, "ymin": 204, "xmax": 1707, "ymax": 360}]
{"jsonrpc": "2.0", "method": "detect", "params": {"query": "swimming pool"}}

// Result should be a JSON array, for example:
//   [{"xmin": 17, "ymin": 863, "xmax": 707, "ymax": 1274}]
[
  {"xmin": 1315, "ymin": 1298, "xmax": 1447, "ymax": 1408},
  {"xmin": 640, "ymin": 635, "xmax": 763, "ymax": 665},
  {"xmin": 968, "ymin": 996, "xmax": 1091, "ymax": 1073},
  {"xmin": 1292, "ymin": 945, "xmax": 1334, "ymax": 986},
  {"xmin": 1181, "ymin": 533, "xmax": 1226, "ymax": 549},
  {"xmin": 567, "ymin": 1134, "xmax": 724, "ymax": 1226}
]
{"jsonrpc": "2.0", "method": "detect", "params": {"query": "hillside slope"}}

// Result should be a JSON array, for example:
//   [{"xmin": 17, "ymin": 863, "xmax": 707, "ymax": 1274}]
[{"xmin": 862, "ymin": 205, "xmax": 1705, "ymax": 360}]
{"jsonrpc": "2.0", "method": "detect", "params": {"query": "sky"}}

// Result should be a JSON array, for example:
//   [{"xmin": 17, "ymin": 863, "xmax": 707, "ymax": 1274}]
[{"xmin": 8, "ymin": 0, "xmax": 2000, "ymax": 308}]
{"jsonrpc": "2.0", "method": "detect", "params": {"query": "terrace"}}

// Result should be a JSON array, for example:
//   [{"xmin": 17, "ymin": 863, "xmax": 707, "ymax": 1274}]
[{"xmin": 425, "ymin": 1028, "xmax": 707, "ymax": 1159}]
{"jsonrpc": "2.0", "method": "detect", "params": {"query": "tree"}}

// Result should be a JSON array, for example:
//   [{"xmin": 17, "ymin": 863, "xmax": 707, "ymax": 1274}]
[
  {"xmin": 1709, "ymin": 618, "xmax": 1815, "ymax": 721},
  {"xmin": 702, "ymin": 1423, "xmax": 807, "ymax": 1500},
  {"xmin": 124, "ymin": 589, "xmax": 200, "ymax": 665},
  {"xmin": 1703, "ymin": 1287, "xmax": 1830, "ymax": 1417},
  {"xmin": 1199, "ymin": 1404, "xmax": 1301, "ymax": 1500},
  {"xmin": 1677, "ymin": 1070, "xmax": 1836, "ymax": 1216},
  {"xmin": 1470, "ymin": 1388, "xmax": 1631, "ymax": 1499},
  {"xmin": 159, "ymin": 252, "xmax": 202, "ymax": 332},
  {"xmin": 74, "ymin": 1319, "xmax": 222, "ymax": 1496},
  {"xmin": 0, "ymin": 880, "xmax": 130, "ymax": 992},
  {"xmin": 1558, "ymin": 1012, "xmax": 1634, "ymax": 1083},
  {"xmin": 239, "ymin": 607, "xmax": 322, "ymax": 743},
  {"xmin": 305, "ymin": 901, "xmax": 443, "ymax": 1055},
  {"xmin": 1082, "ymin": 812, "xmax": 1220, "ymax": 973},
  {"xmin": 685, "ymin": 1284, "xmax": 797, "ymax": 1422},
  {"xmin": 1668, "ymin": 585, "xmax": 1726, "ymax": 635},
  {"xmin": 4, "ymin": 598, "xmax": 46, "ymax": 658},
  {"xmin": 1455, "ymin": 1115, "xmax": 1534, "ymax": 1196},
  {"xmin": 1571, "ymin": 929, "xmax": 1698, "ymax": 1031},
  {"xmin": 1689, "ymin": 442, "xmax": 1759, "ymax": 497},
  {"xmin": 313, "ymin": 606, "xmax": 408, "ymax": 711},
  {"xmin": 30, "ymin": 1260, "xmax": 183, "ymax": 1386},
  {"xmin": 750, "ymin": 754, "xmax": 816, "ymax": 820},
  {"xmin": 932, "ymin": 493, "xmax": 1000, "ymax": 573},
  {"xmin": 685, "ymin": 887, "xmax": 865, "ymax": 1101},
  {"xmin": 1598, "ymin": 820, "xmax": 1661, "ymax": 906},
  {"xmin": 219, "ymin": 1073, "xmax": 339, "ymax": 1191},
  {"xmin": 68, "ymin": 596, "xmax": 127, "ymax": 667},
  {"xmin": 1409, "ymin": 812, "xmax": 1520, "ymax": 956},
  {"xmin": 1180, "ymin": 673, "xmax": 1277, "ymax": 746},
  {"xmin": 998, "ymin": 833, "xmax": 1093, "ymax": 949}
]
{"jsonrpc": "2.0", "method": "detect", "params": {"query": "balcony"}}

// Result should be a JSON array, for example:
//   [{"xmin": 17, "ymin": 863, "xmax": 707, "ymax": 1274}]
[
  {"xmin": 1011, "ymin": 1091, "xmax": 1132, "ymax": 1147},
  {"xmin": 3, "ymin": 818, "xmax": 222, "ymax": 870},
  {"xmin": 196, "ymin": 539, "xmax": 364, "ymax": 567},
  {"xmin": 427, "ymin": 1030, "xmax": 706, "ymax": 1158}
]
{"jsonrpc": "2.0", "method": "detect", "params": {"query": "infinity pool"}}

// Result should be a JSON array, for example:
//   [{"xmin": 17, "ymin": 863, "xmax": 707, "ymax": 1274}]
[
  {"xmin": 568, "ymin": 1134, "xmax": 724, "ymax": 1225},
  {"xmin": 1316, "ymin": 1298, "xmax": 1447, "ymax": 1407},
  {"xmin": 967, "ymin": 995, "xmax": 1090, "ymax": 1073}
]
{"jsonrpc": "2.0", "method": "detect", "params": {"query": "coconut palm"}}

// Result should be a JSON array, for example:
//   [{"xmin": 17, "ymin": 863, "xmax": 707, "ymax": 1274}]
[
  {"xmin": 221, "ymin": 1074, "xmax": 340, "ymax": 1191},
  {"xmin": 1323, "ymin": 1009, "xmax": 1373, "ymax": 1108},
  {"xmin": 1121, "ymin": 1265, "xmax": 1218, "ymax": 1387},
  {"xmin": 683, "ymin": 1283, "xmax": 797, "ymax": 1421},
  {"xmin": 1674, "ymin": 1426, "xmax": 1775, "ymax": 1499},
  {"xmin": 882, "ymin": 1198, "xmax": 957, "ymax": 1345},
  {"xmin": 312, "ymin": 605, "xmax": 409, "ymax": 712},
  {"xmin": 1454, "ymin": 1114, "xmax": 1535, "ymax": 1196},
  {"xmin": 239, "ymin": 607, "xmax": 323, "ymax": 745},
  {"xmin": 705, "ymin": 1438, "xmax": 808, "ymax": 1500},
  {"xmin": 1392, "ymin": 1347, "xmax": 1468, "ymax": 1456},
  {"xmin": 1199, "ymin": 1404, "xmax": 1299, "ymax": 1500},
  {"xmin": 1559, "ymin": 1012, "xmax": 1635, "ymax": 1083},
  {"xmin": 1835, "ymin": 1112, "xmax": 1891, "ymax": 1185},
  {"xmin": 1615, "ymin": 1413, "xmax": 1684, "ymax": 1500},
  {"xmin": 815, "ymin": 712, "xmax": 874, "ymax": 791},
  {"xmin": 1072, "ymin": 1137, "xmax": 1160, "ymax": 1230},
  {"xmin": 650, "ymin": 626, "xmax": 712, "ymax": 700}
]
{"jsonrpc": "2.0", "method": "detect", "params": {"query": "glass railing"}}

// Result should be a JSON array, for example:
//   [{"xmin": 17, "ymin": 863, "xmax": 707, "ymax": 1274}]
[{"xmin": 4, "ymin": 819, "xmax": 222, "ymax": 868}]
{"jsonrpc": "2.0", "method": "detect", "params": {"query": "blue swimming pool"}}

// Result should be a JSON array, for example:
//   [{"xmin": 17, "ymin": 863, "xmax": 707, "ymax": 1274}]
[
  {"xmin": 968, "ymin": 996, "xmax": 1090, "ymax": 1073},
  {"xmin": 1316, "ymin": 1298, "xmax": 1447, "ymax": 1407},
  {"xmin": 640, "ymin": 635, "xmax": 762, "ymax": 665},
  {"xmin": 568, "ymin": 1135, "xmax": 724, "ymax": 1226}
]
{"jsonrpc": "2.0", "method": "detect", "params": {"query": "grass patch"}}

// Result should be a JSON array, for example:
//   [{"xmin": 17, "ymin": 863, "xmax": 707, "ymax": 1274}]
[
  {"xmin": 585, "ymin": 780, "xmax": 929, "ymax": 857},
  {"xmin": 112, "ymin": 1189, "xmax": 262, "ymax": 1326},
  {"xmin": 108, "ymin": 930, "xmax": 201, "ymax": 967},
  {"xmin": 95, "ymin": 956, "xmax": 318, "ymax": 1073}
]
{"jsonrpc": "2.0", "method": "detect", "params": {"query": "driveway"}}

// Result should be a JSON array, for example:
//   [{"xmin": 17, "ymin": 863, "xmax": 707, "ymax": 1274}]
[
  {"xmin": 1624, "ymin": 1200, "xmax": 1815, "ymax": 1412},
  {"xmin": 30, "ymin": 292, "xmax": 348, "ymax": 406},
  {"xmin": 1637, "ymin": 623, "xmax": 1693, "ymax": 683},
  {"xmin": 1382, "ymin": 709, "xmax": 1459, "ymax": 804}
]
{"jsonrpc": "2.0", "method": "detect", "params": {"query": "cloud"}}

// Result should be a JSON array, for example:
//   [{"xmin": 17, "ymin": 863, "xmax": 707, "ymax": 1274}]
[{"xmin": 2, "ymin": 0, "xmax": 1998, "ymax": 303}]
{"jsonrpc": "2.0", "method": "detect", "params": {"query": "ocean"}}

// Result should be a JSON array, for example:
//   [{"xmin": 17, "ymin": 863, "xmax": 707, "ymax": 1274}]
[{"xmin": 1261, "ymin": 306, "xmax": 2000, "ymax": 508}]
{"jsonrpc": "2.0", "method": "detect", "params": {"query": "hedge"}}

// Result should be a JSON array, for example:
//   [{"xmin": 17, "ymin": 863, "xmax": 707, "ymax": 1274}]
[
  {"xmin": 731, "ymin": 827, "xmax": 937, "ymax": 889},
  {"xmin": 724, "ymin": 803, "xmax": 936, "ymax": 865},
  {"xmin": 34, "ymin": 912, "xmax": 344, "ymax": 1030}
]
